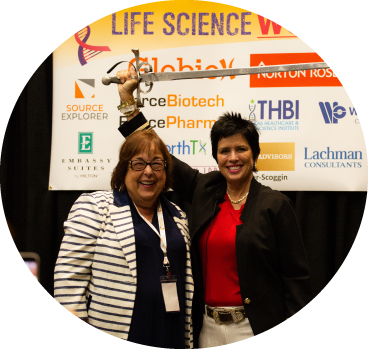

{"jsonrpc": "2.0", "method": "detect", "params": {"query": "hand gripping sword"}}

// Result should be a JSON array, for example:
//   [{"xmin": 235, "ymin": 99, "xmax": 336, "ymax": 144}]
[{"xmin": 102, "ymin": 48, "xmax": 329, "ymax": 108}]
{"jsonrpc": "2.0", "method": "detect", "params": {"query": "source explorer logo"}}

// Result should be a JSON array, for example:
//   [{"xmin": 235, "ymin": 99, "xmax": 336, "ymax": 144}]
[
  {"xmin": 78, "ymin": 132, "xmax": 93, "ymax": 154},
  {"xmin": 75, "ymin": 79, "xmax": 95, "ymax": 98},
  {"xmin": 319, "ymin": 102, "xmax": 346, "ymax": 124}
]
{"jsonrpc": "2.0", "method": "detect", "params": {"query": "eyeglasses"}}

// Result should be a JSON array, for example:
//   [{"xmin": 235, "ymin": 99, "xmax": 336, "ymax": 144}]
[{"xmin": 129, "ymin": 159, "xmax": 166, "ymax": 171}]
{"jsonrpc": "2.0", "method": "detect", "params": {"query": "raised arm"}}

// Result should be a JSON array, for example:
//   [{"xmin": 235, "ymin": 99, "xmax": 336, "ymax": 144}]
[
  {"xmin": 116, "ymin": 65, "xmax": 141, "ymax": 121},
  {"xmin": 115, "ymin": 68, "xmax": 204, "ymax": 204}
]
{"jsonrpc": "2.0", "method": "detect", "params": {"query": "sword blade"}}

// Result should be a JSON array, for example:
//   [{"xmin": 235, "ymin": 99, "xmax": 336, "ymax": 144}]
[{"xmin": 140, "ymin": 62, "xmax": 329, "ymax": 83}]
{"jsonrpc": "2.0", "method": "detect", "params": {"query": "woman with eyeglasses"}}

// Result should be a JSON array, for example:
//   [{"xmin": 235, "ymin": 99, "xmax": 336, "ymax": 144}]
[{"xmin": 54, "ymin": 130, "xmax": 194, "ymax": 348}]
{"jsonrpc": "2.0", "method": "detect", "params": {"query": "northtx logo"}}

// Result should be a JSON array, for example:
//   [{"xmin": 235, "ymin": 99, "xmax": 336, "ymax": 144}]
[
  {"xmin": 166, "ymin": 140, "xmax": 207, "ymax": 155},
  {"xmin": 75, "ymin": 79, "xmax": 95, "ymax": 98},
  {"xmin": 74, "ymin": 26, "xmax": 111, "ymax": 66},
  {"xmin": 78, "ymin": 132, "xmax": 93, "ymax": 154}
]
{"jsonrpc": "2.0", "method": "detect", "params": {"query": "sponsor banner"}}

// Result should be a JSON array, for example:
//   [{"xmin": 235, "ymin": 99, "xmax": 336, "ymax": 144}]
[{"xmin": 49, "ymin": 0, "xmax": 368, "ymax": 191}]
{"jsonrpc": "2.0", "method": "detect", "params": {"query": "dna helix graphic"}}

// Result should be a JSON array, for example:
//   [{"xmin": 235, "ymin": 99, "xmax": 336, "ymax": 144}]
[
  {"xmin": 74, "ymin": 26, "xmax": 111, "ymax": 66},
  {"xmin": 249, "ymin": 103, "xmax": 256, "ymax": 120}
]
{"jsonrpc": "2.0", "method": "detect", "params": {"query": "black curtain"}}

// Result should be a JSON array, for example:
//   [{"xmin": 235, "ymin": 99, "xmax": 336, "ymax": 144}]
[{"xmin": 0, "ymin": 54, "xmax": 366, "ymax": 298}]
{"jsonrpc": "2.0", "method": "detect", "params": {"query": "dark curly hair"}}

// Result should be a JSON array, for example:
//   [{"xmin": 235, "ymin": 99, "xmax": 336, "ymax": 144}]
[{"xmin": 210, "ymin": 112, "xmax": 260, "ymax": 172}]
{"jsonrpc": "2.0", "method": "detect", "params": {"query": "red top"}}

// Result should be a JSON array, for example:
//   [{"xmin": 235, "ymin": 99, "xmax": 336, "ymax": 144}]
[{"xmin": 198, "ymin": 194, "xmax": 244, "ymax": 306}]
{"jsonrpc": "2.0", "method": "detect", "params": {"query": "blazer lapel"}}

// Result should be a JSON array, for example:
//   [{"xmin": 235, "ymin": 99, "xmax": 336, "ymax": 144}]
[
  {"xmin": 239, "ymin": 177, "xmax": 261, "ymax": 223},
  {"xmin": 110, "ymin": 190, "xmax": 137, "ymax": 281},
  {"xmin": 191, "ymin": 182, "xmax": 226, "ymax": 240}
]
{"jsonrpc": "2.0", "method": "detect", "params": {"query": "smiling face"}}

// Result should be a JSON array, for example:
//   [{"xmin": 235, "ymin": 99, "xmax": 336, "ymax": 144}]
[
  {"xmin": 217, "ymin": 133, "xmax": 256, "ymax": 188},
  {"xmin": 124, "ymin": 146, "xmax": 166, "ymax": 210}
]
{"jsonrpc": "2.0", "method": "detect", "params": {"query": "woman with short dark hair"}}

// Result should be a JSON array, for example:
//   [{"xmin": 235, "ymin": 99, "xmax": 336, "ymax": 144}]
[
  {"xmin": 54, "ymin": 129, "xmax": 194, "ymax": 349},
  {"xmin": 116, "ymin": 66, "xmax": 312, "ymax": 348},
  {"xmin": 210, "ymin": 111, "xmax": 261, "ymax": 169}
]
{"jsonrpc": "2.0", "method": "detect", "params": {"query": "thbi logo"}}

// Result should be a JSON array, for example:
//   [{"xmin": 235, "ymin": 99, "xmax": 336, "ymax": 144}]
[
  {"xmin": 252, "ymin": 100, "xmax": 299, "ymax": 120},
  {"xmin": 319, "ymin": 102, "xmax": 346, "ymax": 124},
  {"xmin": 78, "ymin": 132, "xmax": 93, "ymax": 154}
]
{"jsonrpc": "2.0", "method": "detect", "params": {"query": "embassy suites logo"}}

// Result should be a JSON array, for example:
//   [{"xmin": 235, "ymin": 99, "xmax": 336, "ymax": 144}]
[
  {"xmin": 58, "ymin": 131, "xmax": 112, "ymax": 173},
  {"xmin": 78, "ymin": 132, "xmax": 93, "ymax": 154}
]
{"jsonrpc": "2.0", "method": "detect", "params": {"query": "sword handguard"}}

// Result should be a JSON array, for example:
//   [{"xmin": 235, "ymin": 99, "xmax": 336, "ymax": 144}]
[
  {"xmin": 102, "ymin": 48, "xmax": 155, "ymax": 108},
  {"xmin": 132, "ymin": 48, "xmax": 154, "ymax": 108}
]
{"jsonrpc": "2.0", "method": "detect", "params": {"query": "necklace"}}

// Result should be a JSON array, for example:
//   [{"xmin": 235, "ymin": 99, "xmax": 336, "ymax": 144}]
[{"xmin": 227, "ymin": 190, "xmax": 249, "ymax": 204}]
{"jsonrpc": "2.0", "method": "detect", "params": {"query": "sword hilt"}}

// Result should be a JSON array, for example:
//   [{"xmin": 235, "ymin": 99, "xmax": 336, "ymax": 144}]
[
  {"xmin": 132, "ymin": 49, "xmax": 154, "ymax": 108},
  {"xmin": 102, "ymin": 48, "xmax": 154, "ymax": 108},
  {"xmin": 102, "ymin": 76, "xmax": 121, "ymax": 85}
]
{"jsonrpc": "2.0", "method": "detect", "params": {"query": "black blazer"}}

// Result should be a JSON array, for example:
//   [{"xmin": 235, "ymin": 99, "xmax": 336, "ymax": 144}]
[{"xmin": 171, "ymin": 156, "xmax": 312, "ymax": 345}]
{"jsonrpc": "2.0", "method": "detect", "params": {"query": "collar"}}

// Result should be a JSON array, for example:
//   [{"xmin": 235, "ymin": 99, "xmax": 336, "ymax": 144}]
[
  {"xmin": 113, "ymin": 188, "xmax": 130, "ymax": 207},
  {"xmin": 113, "ymin": 189, "xmax": 183, "ymax": 219}
]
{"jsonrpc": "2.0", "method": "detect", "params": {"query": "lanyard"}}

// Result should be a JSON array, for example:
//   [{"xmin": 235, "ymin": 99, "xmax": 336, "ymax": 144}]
[{"xmin": 133, "ymin": 200, "xmax": 170, "ymax": 275}]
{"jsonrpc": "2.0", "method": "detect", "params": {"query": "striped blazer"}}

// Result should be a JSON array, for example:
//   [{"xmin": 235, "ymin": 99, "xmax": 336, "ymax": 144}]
[{"xmin": 54, "ymin": 190, "xmax": 194, "ymax": 347}]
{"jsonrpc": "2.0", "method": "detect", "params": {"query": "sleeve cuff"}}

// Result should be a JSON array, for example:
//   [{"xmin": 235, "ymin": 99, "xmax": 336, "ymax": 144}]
[{"xmin": 118, "ymin": 112, "xmax": 151, "ymax": 138}]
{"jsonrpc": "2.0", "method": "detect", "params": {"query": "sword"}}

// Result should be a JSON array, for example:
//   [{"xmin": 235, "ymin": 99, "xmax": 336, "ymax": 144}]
[{"xmin": 102, "ymin": 48, "xmax": 329, "ymax": 108}]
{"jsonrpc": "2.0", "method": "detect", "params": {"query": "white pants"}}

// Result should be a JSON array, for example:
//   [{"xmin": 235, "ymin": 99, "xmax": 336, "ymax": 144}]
[{"xmin": 199, "ymin": 307, "xmax": 254, "ymax": 348}]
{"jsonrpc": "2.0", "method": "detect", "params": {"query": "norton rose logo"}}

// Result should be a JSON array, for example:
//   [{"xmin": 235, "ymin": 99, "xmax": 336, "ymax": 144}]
[
  {"xmin": 250, "ymin": 53, "xmax": 341, "ymax": 88},
  {"xmin": 130, "ymin": 56, "xmax": 236, "ymax": 80}
]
